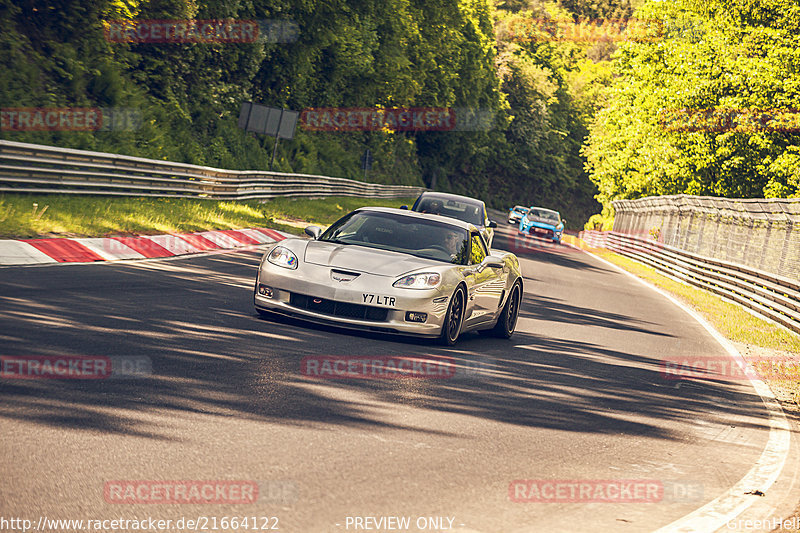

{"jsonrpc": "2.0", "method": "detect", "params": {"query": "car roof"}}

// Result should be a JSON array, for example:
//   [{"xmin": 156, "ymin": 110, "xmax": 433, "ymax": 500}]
[
  {"xmin": 417, "ymin": 191, "xmax": 485, "ymax": 206},
  {"xmin": 355, "ymin": 206, "xmax": 478, "ymax": 232}
]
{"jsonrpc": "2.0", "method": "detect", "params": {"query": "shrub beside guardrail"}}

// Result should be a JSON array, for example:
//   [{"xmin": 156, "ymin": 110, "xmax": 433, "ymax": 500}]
[{"xmin": 0, "ymin": 139, "xmax": 425, "ymax": 200}]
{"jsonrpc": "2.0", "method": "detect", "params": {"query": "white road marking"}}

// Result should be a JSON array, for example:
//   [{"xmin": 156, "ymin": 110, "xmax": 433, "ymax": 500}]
[{"xmin": 570, "ymin": 244, "xmax": 791, "ymax": 533}]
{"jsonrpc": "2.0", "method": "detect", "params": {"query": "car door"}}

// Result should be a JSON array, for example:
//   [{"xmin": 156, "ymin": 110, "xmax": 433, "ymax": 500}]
[{"xmin": 462, "ymin": 232, "xmax": 504, "ymax": 325}]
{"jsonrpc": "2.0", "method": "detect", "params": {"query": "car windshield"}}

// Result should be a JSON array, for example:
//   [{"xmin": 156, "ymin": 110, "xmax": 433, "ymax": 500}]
[
  {"xmin": 513, "ymin": 206, "xmax": 529, "ymax": 214},
  {"xmin": 528, "ymin": 208, "xmax": 560, "ymax": 222},
  {"xmin": 414, "ymin": 196, "xmax": 484, "ymax": 226},
  {"xmin": 320, "ymin": 211, "xmax": 469, "ymax": 264}
]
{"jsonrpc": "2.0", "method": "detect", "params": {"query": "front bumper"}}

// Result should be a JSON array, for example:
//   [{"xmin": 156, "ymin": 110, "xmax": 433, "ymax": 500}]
[
  {"xmin": 254, "ymin": 261, "xmax": 450, "ymax": 337},
  {"xmin": 520, "ymin": 221, "xmax": 561, "ymax": 241}
]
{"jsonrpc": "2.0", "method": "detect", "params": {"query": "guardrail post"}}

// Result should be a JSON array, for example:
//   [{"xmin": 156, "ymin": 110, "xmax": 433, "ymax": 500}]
[{"xmin": 778, "ymin": 223, "xmax": 795, "ymax": 277}]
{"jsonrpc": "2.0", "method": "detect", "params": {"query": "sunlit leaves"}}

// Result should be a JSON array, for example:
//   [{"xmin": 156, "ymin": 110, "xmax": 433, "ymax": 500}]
[{"xmin": 583, "ymin": 0, "xmax": 800, "ymax": 210}]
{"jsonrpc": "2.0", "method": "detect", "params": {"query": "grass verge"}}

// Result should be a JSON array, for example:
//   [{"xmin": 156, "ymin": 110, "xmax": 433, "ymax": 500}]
[{"xmin": 0, "ymin": 194, "xmax": 418, "ymax": 239}]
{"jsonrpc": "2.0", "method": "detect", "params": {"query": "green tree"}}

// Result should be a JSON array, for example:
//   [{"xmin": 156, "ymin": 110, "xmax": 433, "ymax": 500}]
[{"xmin": 583, "ymin": 0, "xmax": 800, "ymax": 214}]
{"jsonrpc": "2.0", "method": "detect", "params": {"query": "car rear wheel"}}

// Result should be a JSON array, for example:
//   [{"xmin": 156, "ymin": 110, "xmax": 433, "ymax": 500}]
[
  {"xmin": 439, "ymin": 286, "xmax": 465, "ymax": 346},
  {"xmin": 491, "ymin": 281, "xmax": 521, "ymax": 338}
]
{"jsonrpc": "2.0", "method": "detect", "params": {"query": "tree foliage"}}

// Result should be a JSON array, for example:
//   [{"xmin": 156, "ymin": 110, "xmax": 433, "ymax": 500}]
[
  {"xmin": 0, "ymin": 0, "xmax": 628, "ymax": 224},
  {"xmin": 583, "ymin": 0, "xmax": 800, "ymax": 215}
]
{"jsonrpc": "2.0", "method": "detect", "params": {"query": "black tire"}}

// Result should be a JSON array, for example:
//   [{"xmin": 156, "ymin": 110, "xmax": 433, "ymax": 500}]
[
  {"xmin": 439, "ymin": 286, "xmax": 466, "ymax": 346},
  {"xmin": 491, "ymin": 281, "xmax": 521, "ymax": 338}
]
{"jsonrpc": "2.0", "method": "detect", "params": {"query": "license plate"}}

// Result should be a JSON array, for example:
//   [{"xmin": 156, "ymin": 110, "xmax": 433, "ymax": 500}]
[{"xmin": 362, "ymin": 293, "xmax": 396, "ymax": 307}]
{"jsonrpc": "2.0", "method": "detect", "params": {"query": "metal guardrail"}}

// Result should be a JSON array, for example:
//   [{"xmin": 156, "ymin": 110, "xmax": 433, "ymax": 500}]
[
  {"xmin": 579, "ymin": 230, "xmax": 800, "ymax": 335},
  {"xmin": 0, "ymin": 140, "xmax": 425, "ymax": 199}
]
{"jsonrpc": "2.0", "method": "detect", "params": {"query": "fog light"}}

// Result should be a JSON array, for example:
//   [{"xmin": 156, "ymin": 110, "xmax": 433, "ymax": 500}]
[
  {"xmin": 405, "ymin": 311, "xmax": 428, "ymax": 323},
  {"xmin": 258, "ymin": 284, "xmax": 273, "ymax": 298}
]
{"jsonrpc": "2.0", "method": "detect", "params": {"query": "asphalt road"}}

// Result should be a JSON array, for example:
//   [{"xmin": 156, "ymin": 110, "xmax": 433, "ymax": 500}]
[{"xmin": 0, "ymin": 222, "xmax": 796, "ymax": 532}]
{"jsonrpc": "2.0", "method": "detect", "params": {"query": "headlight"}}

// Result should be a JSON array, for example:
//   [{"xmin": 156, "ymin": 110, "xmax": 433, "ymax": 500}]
[
  {"xmin": 267, "ymin": 246, "xmax": 298, "ymax": 269},
  {"xmin": 393, "ymin": 272, "xmax": 441, "ymax": 289}
]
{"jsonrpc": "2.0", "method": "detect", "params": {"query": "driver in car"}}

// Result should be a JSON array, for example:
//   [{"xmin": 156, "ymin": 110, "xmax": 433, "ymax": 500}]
[
  {"xmin": 422, "ymin": 200, "xmax": 443, "ymax": 215},
  {"xmin": 443, "ymin": 231, "xmax": 466, "ymax": 262}
]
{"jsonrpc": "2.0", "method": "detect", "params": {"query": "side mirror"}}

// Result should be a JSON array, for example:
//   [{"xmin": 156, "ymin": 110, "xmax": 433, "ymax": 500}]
[
  {"xmin": 481, "ymin": 255, "xmax": 504, "ymax": 270},
  {"xmin": 305, "ymin": 226, "xmax": 322, "ymax": 240},
  {"xmin": 400, "ymin": 205, "xmax": 409, "ymax": 210},
  {"xmin": 488, "ymin": 220, "xmax": 498, "ymax": 228}
]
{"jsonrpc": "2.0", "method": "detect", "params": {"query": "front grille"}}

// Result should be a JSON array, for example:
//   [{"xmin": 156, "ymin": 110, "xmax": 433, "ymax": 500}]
[
  {"xmin": 529, "ymin": 227, "xmax": 554, "ymax": 237},
  {"xmin": 289, "ymin": 292, "xmax": 389, "ymax": 322}
]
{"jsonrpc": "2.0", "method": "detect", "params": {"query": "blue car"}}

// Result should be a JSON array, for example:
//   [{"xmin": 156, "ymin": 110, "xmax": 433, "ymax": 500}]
[{"xmin": 519, "ymin": 207, "xmax": 565, "ymax": 244}]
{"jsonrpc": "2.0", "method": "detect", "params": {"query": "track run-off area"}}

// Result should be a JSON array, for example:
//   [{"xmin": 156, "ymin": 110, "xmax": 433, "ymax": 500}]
[{"xmin": 1, "ymin": 220, "xmax": 798, "ymax": 533}]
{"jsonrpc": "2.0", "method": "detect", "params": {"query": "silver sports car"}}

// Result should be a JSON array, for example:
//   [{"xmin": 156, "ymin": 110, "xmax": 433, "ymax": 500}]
[{"xmin": 254, "ymin": 207, "xmax": 523, "ymax": 345}]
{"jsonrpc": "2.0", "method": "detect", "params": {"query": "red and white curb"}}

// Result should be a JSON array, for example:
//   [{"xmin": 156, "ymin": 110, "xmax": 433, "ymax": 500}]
[{"xmin": 0, "ymin": 227, "xmax": 291, "ymax": 266}]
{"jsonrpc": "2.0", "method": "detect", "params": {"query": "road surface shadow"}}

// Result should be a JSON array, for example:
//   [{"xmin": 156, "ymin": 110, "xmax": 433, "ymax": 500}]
[{"xmin": 0, "ymin": 249, "xmax": 778, "ymax": 442}]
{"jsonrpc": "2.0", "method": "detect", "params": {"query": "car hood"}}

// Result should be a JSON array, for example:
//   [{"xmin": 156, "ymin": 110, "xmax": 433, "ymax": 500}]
[{"xmin": 304, "ymin": 240, "xmax": 442, "ymax": 277}]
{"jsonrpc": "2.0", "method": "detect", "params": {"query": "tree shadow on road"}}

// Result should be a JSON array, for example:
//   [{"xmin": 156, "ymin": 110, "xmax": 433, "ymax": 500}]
[{"xmin": 0, "ymin": 249, "xmax": 779, "ymax": 446}]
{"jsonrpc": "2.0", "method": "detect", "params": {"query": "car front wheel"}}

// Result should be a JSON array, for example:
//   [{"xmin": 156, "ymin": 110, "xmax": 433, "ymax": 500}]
[{"xmin": 439, "ymin": 286, "xmax": 466, "ymax": 346}]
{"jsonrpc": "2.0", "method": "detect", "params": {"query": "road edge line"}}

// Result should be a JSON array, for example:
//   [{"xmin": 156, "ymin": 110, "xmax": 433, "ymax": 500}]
[{"xmin": 570, "ymin": 244, "xmax": 791, "ymax": 533}]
